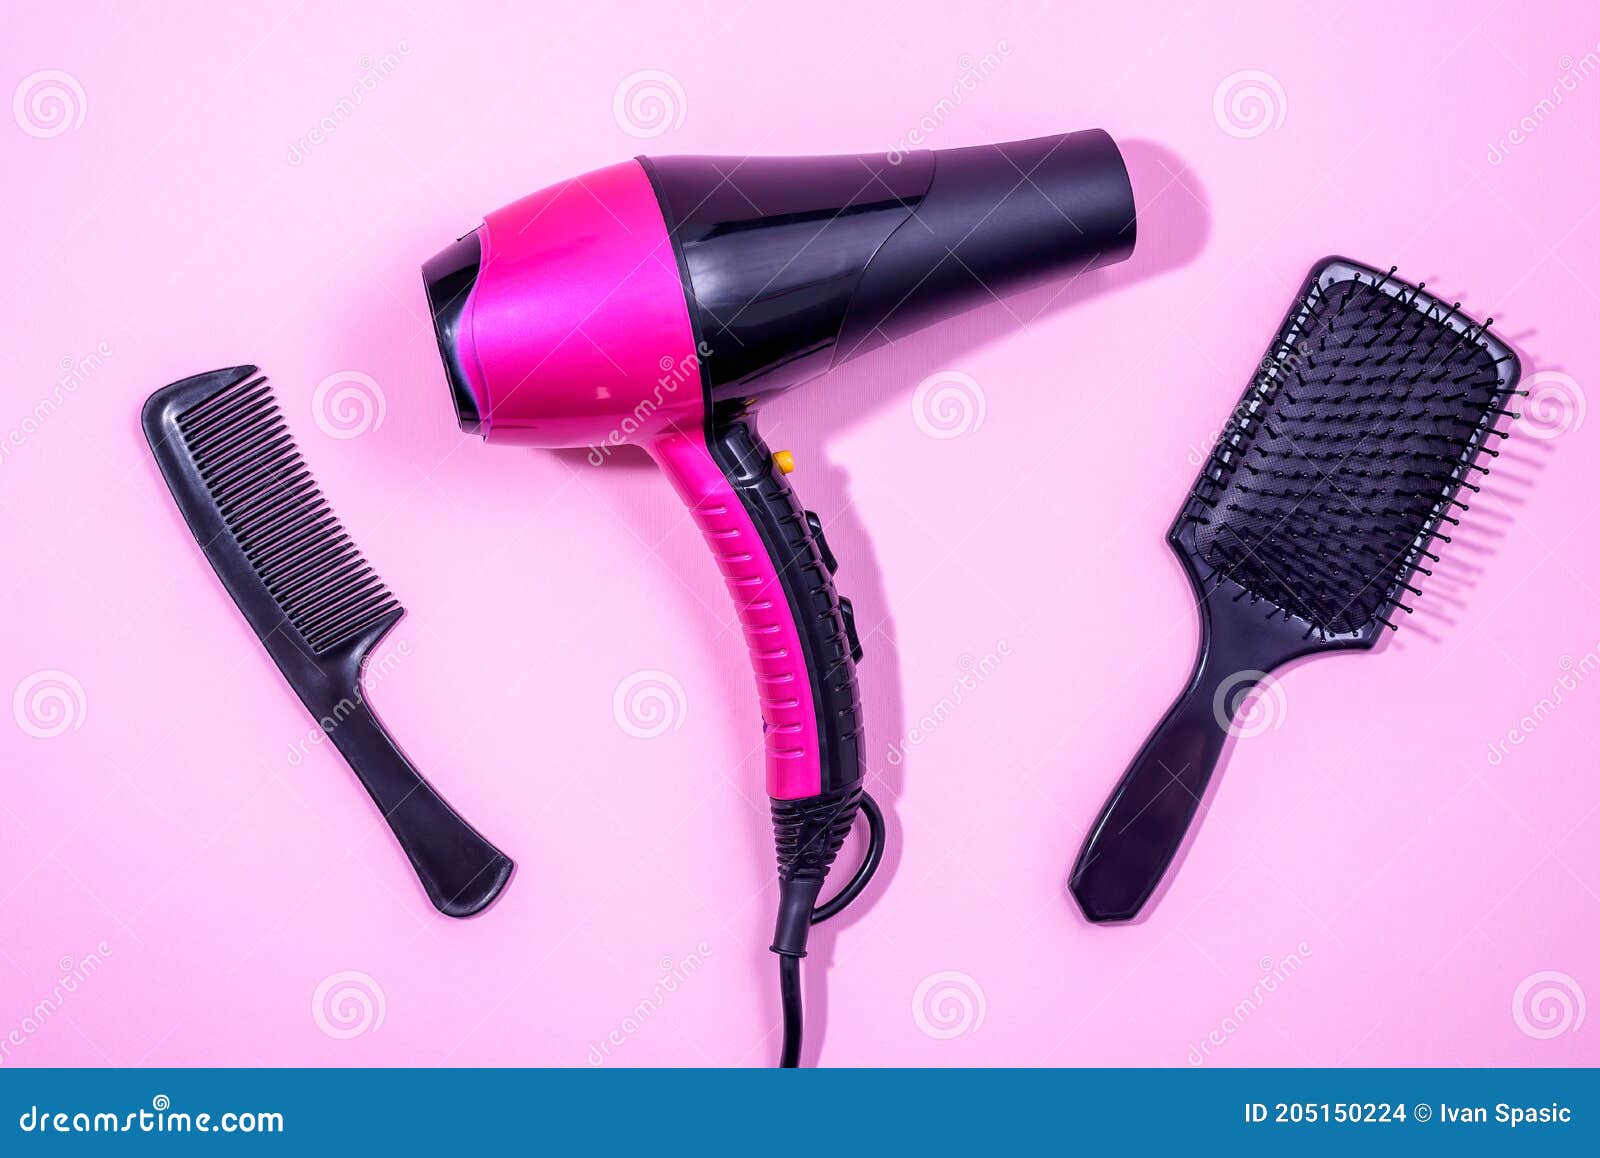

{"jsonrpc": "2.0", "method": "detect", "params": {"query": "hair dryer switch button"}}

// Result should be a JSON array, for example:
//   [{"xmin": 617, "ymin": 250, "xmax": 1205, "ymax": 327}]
[
  {"xmin": 804, "ymin": 511, "xmax": 838, "ymax": 574},
  {"xmin": 838, "ymin": 596, "xmax": 863, "ymax": 664}
]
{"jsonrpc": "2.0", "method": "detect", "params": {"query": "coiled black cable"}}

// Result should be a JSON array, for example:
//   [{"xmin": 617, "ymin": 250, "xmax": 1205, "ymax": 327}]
[{"xmin": 777, "ymin": 791, "xmax": 885, "ymax": 1068}]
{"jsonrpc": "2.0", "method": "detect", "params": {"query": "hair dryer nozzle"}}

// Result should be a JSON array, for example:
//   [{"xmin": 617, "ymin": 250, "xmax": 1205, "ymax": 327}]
[{"xmin": 422, "ymin": 232, "xmax": 486, "ymax": 435}]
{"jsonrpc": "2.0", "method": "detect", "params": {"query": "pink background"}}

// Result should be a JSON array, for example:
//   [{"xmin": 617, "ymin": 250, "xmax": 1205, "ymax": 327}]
[{"xmin": 3, "ymin": 0, "xmax": 1597, "ymax": 1067}]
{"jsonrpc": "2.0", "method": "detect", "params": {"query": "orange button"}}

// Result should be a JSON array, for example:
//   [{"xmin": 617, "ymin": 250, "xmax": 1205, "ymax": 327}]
[{"xmin": 773, "ymin": 449, "xmax": 795, "ymax": 475}]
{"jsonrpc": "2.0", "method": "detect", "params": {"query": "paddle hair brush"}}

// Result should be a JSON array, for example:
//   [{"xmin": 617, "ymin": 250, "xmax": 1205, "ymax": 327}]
[
  {"xmin": 143, "ymin": 366, "xmax": 513, "ymax": 917},
  {"xmin": 1070, "ymin": 257, "xmax": 1522, "ymax": 923}
]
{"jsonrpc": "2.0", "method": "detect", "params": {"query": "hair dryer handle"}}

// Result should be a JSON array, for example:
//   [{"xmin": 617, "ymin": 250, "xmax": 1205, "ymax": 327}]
[
  {"xmin": 651, "ymin": 417, "xmax": 875, "ymax": 1066},
  {"xmin": 648, "ymin": 419, "xmax": 864, "ymax": 804}
]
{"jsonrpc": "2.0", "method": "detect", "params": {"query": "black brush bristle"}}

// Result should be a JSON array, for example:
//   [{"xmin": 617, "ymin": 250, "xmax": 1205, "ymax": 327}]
[
  {"xmin": 1185, "ymin": 263, "xmax": 1520, "ymax": 636},
  {"xmin": 169, "ymin": 372, "xmax": 400, "ymax": 654}
]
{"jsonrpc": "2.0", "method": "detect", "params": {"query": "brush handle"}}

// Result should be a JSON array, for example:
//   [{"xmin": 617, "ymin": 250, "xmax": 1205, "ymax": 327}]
[
  {"xmin": 325, "ymin": 702, "xmax": 514, "ymax": 918},
  {"xmin": 1070, "ymin": 596, "xmax": 1299, "ymax": 923},
  {"xmin": 1069, "ymin": 666, "xmax": 1239, "ymax": 922}
]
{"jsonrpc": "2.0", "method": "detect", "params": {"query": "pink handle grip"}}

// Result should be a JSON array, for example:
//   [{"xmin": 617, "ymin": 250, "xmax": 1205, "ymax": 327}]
[{"xmin": 649, "ymin": 424, "xmax": 824, "ymax": 800}]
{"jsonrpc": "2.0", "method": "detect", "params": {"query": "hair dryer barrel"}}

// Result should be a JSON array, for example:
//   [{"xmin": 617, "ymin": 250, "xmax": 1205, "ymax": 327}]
[
  {"xmin": 838, "ymin": 131, "xmax": 1135, "ymax": 360},
  {"xmin": 642, "ymin": 128, "xmax": 1135, "ymax": 405}
]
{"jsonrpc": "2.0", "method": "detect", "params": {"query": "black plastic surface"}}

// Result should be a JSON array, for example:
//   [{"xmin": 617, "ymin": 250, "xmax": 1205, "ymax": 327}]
[
  {"xmin": 708, "ymin": 416, "xmax": 865, "ymax": 798},
  {"xmin": 1069, "ymin": 582, "xmax": 1338, "ymax": 923},
  {"xmin": 838, "ymin": 597, "xmax": 863, "ymax": 664},
  {"xmin": 642, "ymin": 130, "xmax": 1135, "ymax": 405},
  {"xmin": 641, "ymin": 150, "xmax": 933, "ymax": 400},
  {"xmin": 834, "ymin": 131, "xmax": 1136, "ymax": 365},
  {"xmin": 804, "ymin": 511, "xmax": 838, "ymax": 573},
  {"xmin": 422, "ymin": 232, "xmax": 486, "ymax": 435}
]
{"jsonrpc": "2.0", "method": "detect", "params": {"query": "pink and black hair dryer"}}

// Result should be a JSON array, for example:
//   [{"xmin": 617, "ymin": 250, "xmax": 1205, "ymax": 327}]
[{"xmin": 422, "ymin": 130, "xmax": 1136, "ymax": 1065}]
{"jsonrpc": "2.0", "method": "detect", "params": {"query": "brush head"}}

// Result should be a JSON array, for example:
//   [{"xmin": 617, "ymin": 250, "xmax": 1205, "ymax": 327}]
[
  {"xmin": 143, "ymin": 366, "xmax": 401, "ymax": 661},
  {"xmin": 1181, "ymin": 258, "xmax": 1521, "ymax": 639}
]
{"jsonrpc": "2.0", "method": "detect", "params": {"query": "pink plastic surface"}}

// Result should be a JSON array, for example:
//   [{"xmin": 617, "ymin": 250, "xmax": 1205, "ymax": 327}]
[
  {"xmin": 3, "ymin": 2, "xmax": 1597, "ymax": 1067},
  {"xmin": 649, "ymin": 426, "xmax": 824, "ymax": 800},
  {"xmin": 467, "ymin": 160, "xmax": 703, "ymax": 448}
]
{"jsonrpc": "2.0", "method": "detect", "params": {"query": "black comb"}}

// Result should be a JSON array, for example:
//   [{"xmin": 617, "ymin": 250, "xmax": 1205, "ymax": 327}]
[
  {"xmin": 142, "ymin": 366, "xmax": 513, "ymax": 917},
  {"xmin": 1071, "ymin": 257, "xmax": 1522, "ymax": 923}
]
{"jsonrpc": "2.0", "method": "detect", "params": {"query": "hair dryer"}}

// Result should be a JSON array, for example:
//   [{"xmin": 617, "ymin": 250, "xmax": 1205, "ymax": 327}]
[{"xmin": 422, "ymin": 129, "xmax": 1136, "ymax": 1065}]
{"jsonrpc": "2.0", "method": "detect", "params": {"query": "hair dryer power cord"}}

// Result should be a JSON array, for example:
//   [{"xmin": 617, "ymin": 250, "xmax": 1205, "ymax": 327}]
[{"xmin": 777, "ymin": 790, "xmax": 885, "ymax": 1068}]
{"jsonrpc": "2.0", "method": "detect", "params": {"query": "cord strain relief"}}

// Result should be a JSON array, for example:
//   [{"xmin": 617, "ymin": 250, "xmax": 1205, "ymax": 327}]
[
  {"xmin": 769, "ymin": 785, "xmax": 862, "ymax": 956},
  {"xmin": 771, "ymin": 879, "xmax": 822, "ymax": 957}
]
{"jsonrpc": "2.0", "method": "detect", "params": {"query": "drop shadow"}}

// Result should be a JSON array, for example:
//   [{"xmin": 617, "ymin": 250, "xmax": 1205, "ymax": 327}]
[
  {"xmin": 769, "ymin": 143, "xmax": 1212, "ymax": 1036},
  {"xmin": 1391, "ymin": 332, "xmax": 1553, "ymax": 651}
]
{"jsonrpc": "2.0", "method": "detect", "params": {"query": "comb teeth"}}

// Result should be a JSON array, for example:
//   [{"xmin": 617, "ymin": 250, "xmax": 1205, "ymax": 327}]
[
  {"xmin": 173, "ymin": 374, "xmax": 400, "ymax": 654},
  {"xmin": 1185, "ymin": 264, "xmax": 1517, "ymax": 636}
]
